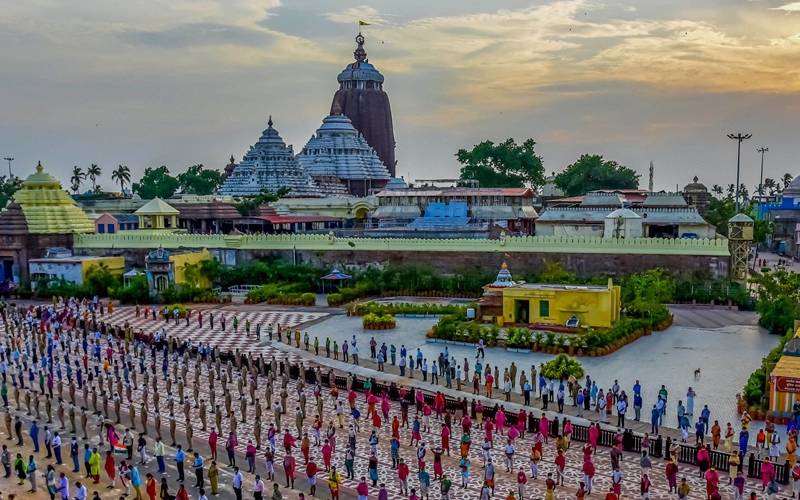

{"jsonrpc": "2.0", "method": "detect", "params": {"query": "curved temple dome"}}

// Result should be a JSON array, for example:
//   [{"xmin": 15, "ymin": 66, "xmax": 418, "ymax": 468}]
[
  {"xmin": 297, "ymin": 114, "xmax": 390, "ymax": 196},
  {"xmin": 9, "ymin": 162, "xmax": 95, "ymax": 234},
  {"xmin": 219, "ymin": 117, "xmax": 322, "ymax": 197},
  {"xmin": 330, "ymin": 32, "xmax": 396, "ymax": 177}
]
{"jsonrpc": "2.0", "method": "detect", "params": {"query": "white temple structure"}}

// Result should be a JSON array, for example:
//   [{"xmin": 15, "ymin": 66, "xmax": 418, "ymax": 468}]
[
  {"xmin": 297, "ymin": 114, "xmax": 390, "ymax": 196},
  {"xmin": 219, "ymin": 117, "xmax": 322, "ymax": 197}
]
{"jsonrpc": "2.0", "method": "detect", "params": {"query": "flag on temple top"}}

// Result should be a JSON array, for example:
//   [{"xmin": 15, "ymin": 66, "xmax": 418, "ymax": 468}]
[{"xmin": 359, "ymin": 20, "xmax": 370, "ymax": 26}]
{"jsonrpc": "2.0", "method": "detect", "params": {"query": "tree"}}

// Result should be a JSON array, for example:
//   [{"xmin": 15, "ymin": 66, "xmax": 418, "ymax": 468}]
[
  {"xmin": 86, "ymin": 164, "xmax": 102, "ymax": 192},
  {"xmin": 763, "ymin": 178, "xmax": 777, "ymax": 195},
  {"xmin": 751, "ymin": 269, "xmax": 800, "ymax": 334},
  {"xmin": 234, "ymin": 188, "xmax": 290, "ymax": 216},
  {"xmin": 0, "ymin": 175, "xmax": 22, "ymax": 209},
  {"xmin": 132, "ymin": 165, "xmax": 179, "ymax": 199},
  {"xmin": 455, "ymin": 138, "xmax": 544, "ymax": 188},
  {"xmin": 541, "ymin": 354, "xmax": 584, "ymax": 380},
  {"xmin": 111, "ymin": 165, "xmax": 131, "ymax": 193},
  {"xmin": 553, "ymin": 154, "xmax": 640, "ymax": 196},
  {"xmin": 711, "ymin": 184, "xmax": 723, "ymax": 196},
  {"xmin": 176, "ymin": 164, "xmax": 224, "ymax": 195},
  {"xmin": 781, "ymin": 173, "xmax": 795, "ymax": 192},
  {"xmin": 70, "ymin": 166, "xmax": 85, "ymax": 194}
]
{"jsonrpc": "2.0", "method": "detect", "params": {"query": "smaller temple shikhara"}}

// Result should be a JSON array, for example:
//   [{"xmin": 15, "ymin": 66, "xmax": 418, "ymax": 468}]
[{"xmin": 478, "ymin": 262, "xmax": 621, "ymax": 329}]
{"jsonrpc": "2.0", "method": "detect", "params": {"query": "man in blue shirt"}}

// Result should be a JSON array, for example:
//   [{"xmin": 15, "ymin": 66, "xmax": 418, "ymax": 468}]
[
  {"xmin": 193, "ymin": 452, "xmax": 204, "ymax": 489},
  {"xmin": 633, "ymin": 393, "xmax": 643, "ymax": 422},
  {"xmin": 175, "ymin": 445, "xmax": 186, "ymax": 482},
  {"xmin": 30, "ymin": 420, "xmax": 39, "ymax": 453},
  {"xmin": 650, "ymin": 405, "xmax": 660, "ymax": 435}
]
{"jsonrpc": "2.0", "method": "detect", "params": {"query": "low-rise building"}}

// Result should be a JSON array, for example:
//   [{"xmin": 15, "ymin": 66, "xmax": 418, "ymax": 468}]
[
  {"xmin": 29, "ymin": 248, "xmax": 124, "ymax": 288},
  {"xmin": 93, "ymin": 213, "xmax": 139, "ymax": 233},
  {"xmin": 478, "ymin": 263, "xmax": 621, "ymax": 328},
  {"xmin": 144, "ymin": 247, "xmax": 210, "ymax": 293}
]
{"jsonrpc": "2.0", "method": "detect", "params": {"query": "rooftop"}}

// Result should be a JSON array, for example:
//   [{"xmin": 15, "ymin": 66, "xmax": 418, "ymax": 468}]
[{"xmin": 134, "ymin": 197, "xmax": 179, "ymax": 215}]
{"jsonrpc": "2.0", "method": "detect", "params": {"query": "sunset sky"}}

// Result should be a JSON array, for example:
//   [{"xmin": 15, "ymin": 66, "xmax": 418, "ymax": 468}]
[{"xmin": 2, "ymin": 0, "xmax": 799, "ymax": 192}]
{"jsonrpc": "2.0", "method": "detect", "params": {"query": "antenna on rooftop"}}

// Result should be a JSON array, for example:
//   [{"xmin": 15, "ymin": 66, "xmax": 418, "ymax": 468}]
[{"xmin": 648, "ymin": 161, "xmax": 654, "ymax": 192}]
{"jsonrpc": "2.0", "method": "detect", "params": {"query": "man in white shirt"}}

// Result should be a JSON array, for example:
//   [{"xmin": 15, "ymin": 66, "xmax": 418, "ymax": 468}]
[
  {"xmin": 232, "ymin": 466, "xmax": 243, "ymax": 500},
  {"xmin": 74, "ymin": 480, "xmax": 88, "ymax": 500}
]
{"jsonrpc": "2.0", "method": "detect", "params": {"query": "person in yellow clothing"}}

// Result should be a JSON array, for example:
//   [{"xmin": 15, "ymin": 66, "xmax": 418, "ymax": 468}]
[
  {"xmin": 328, "ymin": 466, "xmax": 342, "ymax": 500},
  {"xmin": 88, "ymin": 447, "xmax": 101, "ymax": 484},
  {"xmin": 788, "ymin": 433, "xmax": 798, "ymax": 469},
  {"xmin": 208, "ymin": 460, "xmax": 219, "ymax": 495}
]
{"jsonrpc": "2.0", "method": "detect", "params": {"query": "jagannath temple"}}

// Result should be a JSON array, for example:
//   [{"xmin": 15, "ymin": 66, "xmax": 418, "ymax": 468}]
[
  {"xmin": 221, "ymin": 32, "xmax": 397, "ymax": 198},
  {"xmin": 297, "ymin": 114, "xmax": 390, "ymax": 197},
  {"xmin": 330, "ymin": 32, "xmax": 396, "ymax": 177},
  {"xmin": 218, "ymin": 117, "xmax": 322, "ymax": 197}
]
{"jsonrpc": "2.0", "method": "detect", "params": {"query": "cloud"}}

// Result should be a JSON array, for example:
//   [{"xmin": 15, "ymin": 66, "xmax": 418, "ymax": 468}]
[
  {"xmin": 121, "ymin": 23, "xmax": 275, "ymax": 49},
  {"xmin": 324, "ymin": 6, "xmax": 386, "ymax": 25},
  {"xmin": 772, "ymin": 2, "xmax": 800, "ymax": 11}
]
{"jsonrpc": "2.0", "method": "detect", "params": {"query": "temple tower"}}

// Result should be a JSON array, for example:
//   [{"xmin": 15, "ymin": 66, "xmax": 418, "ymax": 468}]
[{"xmin": 330, "ymin": 32, "xmax": 396, "ymax": 177}]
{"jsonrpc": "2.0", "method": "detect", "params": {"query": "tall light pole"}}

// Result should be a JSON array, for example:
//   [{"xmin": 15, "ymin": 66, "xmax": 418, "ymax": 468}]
[
  {"xmin": 2, "ymin": 157, "xmax": 12, "ymax": 178},
  {"xmin": 727, "ymin": 133, "xmax": 752, "ymax": 212},
  {"xmin": 756, "ymin": 146, "xmax": 768, "ymax": 197}
]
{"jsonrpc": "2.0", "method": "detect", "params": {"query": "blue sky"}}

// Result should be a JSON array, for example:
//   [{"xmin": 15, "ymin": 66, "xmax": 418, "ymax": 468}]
[{"xmin": 1, "ymin": 0, "xmax": 799, "ymax": 191}]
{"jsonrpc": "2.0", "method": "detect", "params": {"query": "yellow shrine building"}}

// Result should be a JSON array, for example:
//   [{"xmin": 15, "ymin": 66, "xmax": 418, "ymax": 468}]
[{"xmin": 479, "ymin": 263, "xmax": 621, "ymax": 329}]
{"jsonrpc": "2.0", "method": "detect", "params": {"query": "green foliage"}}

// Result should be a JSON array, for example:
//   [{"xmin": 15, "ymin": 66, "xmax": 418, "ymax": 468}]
[
  {"xmin": 456, "ymin": 138, "xmax": 545, "ymax": 188},
  {"xmin": 33, "ymin": 264, "xmax": 121, "ymax": 300},
  {"xmin": 362, "ymin": 313, "xmax": 396, "ymax": 329},
  {"xmin": 70, "ymin": 166, "xmax": 85, "ymax": 194},
  {"xmin": 0, "ymin": 175, "xmax": 22, "ymax": 209},
  {"xmin": 541, "ymin": 354, "xmax": 584, "ymax": 380},
  {"xmin": 506, "ymin": 327, "xmax": 532, "ymax": 348},
  {"xmin": 583, "ymin": 309, "xmax": 670, "ymax": 349},
  {"xmin": 348, "ymin": 302, "xmax": 466, "ymax": 316},
  {"xmin": 87, "ymin": 164, "xmax": 101, "ymax": 192},
  {"xmin": 111, "ymin": 165, "xmax": 131, "ymax": 193},
  {"xmin": 109, "ymin": 275, "xmax": 150, "ymax": 304},
  {"xmin": 159, "ymin": 285, "xmax": 219, "ymax": 304},
  {"xmin": 673, "ymin": 278, "xmax": 753, "ymax": 308},
  {"xmin": 751, "ymin": 269, "xmax": 800, "ymax": 334},
  {"xmin": 704, "ymin": 196, "xmax": 737, "ymax": 236},
  {"xmin": 133, "ymin": 165, "xmax": 179, "ymax": 199},
  {"xmin": 245, "ymin": 282, "xmax": 310, "ymax": 303},
  {"xmin": 176, "ymin": 164, "xmax": 224, "ymax": 195},
  {"xmin": 234, "ymin": 188, "xmax": 290, "ymax": 216},
  {"xmin": 743, "ymin": 328, "xmax": 795, "ymax": 407},
  {"xmin": 553, "ymin": 154, "xmax": 640, "ymax": 196},
  {"xmin": 620, "ymin": 269, "xmax": 675, "ymax": 318},
  {"xmin": 201, "ymin": 258, "xmax": 321, "ymax": 291}
]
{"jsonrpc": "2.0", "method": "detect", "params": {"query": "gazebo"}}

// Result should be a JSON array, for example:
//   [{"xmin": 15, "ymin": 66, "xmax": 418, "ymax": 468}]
[
  {"xmin": 122, "ymin": 268, "xmax": 144, "ymax": 287},
  {"xmin": 135, "ymin": 197, "xmax": 179, "ymax": 229},
  {"xmin": 320, "ymin": 268, "xmax": 352, "ymax": 292}
]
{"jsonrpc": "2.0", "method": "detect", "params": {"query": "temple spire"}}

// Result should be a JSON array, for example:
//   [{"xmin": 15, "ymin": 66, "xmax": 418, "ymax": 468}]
[
  {"xmin": 354, "ymin": 32, "xmax": 367, "ymax": 63},
  {"xmin": 267, "ymin": 115, "xmax": 273, "ymax": 128}
]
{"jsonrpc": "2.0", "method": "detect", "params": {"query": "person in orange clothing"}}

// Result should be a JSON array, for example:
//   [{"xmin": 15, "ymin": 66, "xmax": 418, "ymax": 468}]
[
  {"xmin": 145, "ymin": 473, "xmax": 157, "ymax": 500},
  {"xmin": 104, "ymin": 450, "xmax": 116, "ymax": 488},
  {"xmin": 175, "ymin": 483, "xmax": 189, "ymax": 500},
  {"xmin": 604, "ymin": 486, "xmax": 619, "ymax": 500}
]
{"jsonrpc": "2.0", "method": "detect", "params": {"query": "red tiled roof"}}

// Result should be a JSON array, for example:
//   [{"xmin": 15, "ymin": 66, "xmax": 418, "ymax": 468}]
[{"xmin": 258, "ymin": 214, "xmax": 341, "ymax": 224}]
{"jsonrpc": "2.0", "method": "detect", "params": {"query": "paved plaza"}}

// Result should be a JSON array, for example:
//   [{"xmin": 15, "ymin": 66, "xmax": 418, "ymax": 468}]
[
  {"xmin": 306, "ymin": 308, "xmax": 777, "ymax": 435},
  {"xmin": 0, "ymin": 302, "xmax": 783, "ymax": 500}
]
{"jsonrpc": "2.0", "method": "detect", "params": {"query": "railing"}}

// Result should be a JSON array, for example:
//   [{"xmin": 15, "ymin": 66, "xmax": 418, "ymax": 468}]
[
  {"xmin": 74, "ymin": 232, "xmax": 731, "ymax": 256},
  {"xmin": 226, "ymin": 285, "xmax": 260, "ymax": 296}
]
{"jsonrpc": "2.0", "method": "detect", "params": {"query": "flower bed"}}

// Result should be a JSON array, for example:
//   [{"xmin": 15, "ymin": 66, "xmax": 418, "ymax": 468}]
[
  {"xmin": 362, "ymin": 313, "xmax": 397, "ymax": 330},
  {"xmin": 347, "ymin": 302, "xmax": 467, "ymax": 317},
  {"xmin": 428, "ymin": 306, "xmax": 673, "ymax": 357}
]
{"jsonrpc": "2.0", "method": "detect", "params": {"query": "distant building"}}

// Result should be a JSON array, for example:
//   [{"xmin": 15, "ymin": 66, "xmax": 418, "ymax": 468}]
[
  {"xmin": 330, "ymin": 32, "xmax": 396, "ymax": 176},
  {"xmin": 536, "ymin": 190, "xmax": 715, "ymax": 239},
  {"xmin": 94, "ymin": 213, "xmax": 139, "ymax": 233},
  {"xmin": 0, "ymin": 162, "xmax": 95, "ymax": 284},
  {"xmin": 759, "ymin": 176, "xmax": 800, "ymax": 257},
  {"xmin": 219, "ymin": 117, "xmax": 322, "ymax": 197},
  {"xmin": 29, "ymin": 248, "xmax": 124, "ymax": 289},
  {"xmin": 682, "ymin": 176, "xmax": 711, "ymax": 215},
  {"xmin": 144, "ymin": 247, "xmax": 210, "ymax": 293},
  {"xmin": 372, "ymin": 187, "xmax": 538, "ymax": 235},
  {"xmin": 297, "ymin": 114, "xmax": 390, "ymax": 197}
]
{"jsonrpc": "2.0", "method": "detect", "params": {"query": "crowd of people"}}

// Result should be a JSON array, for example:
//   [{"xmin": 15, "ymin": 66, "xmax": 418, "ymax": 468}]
[{"xmin": 0, "ymin": 296, "xmax": 794, "ymax": 500}]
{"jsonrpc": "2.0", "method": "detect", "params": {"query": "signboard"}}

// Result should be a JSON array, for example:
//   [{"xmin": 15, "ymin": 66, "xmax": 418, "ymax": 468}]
[{"xmin": 775, "ymin": 376, "xmax": 800, "ymax": 394}]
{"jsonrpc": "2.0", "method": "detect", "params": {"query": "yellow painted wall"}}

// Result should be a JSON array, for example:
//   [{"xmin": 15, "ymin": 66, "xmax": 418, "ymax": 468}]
[
  {"xmin": 170, "ymin": 249, "xmax": 210, "ymax": 287},
  {"xmin": 500, "ymin": 282, "xmax": 621, "ymax": 328},
  {"xmin": 80, "ymin": 256, "xmax": 125, "ymax": 281}
]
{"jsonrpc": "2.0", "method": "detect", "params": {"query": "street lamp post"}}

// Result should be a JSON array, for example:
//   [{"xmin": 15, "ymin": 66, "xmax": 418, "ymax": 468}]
[
  {"xmin": 2, "ymin": 157, "xmax": 13, "ymax": 178},
  {"xmin": 756, "ymin": 146, "xmax": 768, "ymax": 197},
  {"xmin": 727, "ymin": 133, "xmax": 752, "ymax": 213}
]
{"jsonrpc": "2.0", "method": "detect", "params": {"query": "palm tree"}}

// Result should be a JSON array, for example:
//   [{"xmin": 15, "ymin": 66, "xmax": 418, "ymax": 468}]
[
  {"xmin": 764, "ymin": 178, "xmax": 777, "ymax": 195},
  {"xmin": 111, "ymin": 164, "xmax": 131, "ymax": 193},
  {"xmin": 711, "ymin": 184, "xmax": 723, "ymax": 197},
  {"xmin": 70, "ymin": 166, "xmax": 85, "ymax": 194},
  {"xmin": 87, "ymin": 164, "xmax": 101, "ymax": 192},
  {"xmin": 782, "ymin": 173, "xmax": 794, "ymax": 192}
]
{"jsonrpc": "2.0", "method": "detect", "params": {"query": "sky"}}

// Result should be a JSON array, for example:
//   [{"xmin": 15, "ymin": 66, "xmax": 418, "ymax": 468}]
[{"xmin": 1, "ymin": 0, "xmax": 800, "ymax": 192}]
